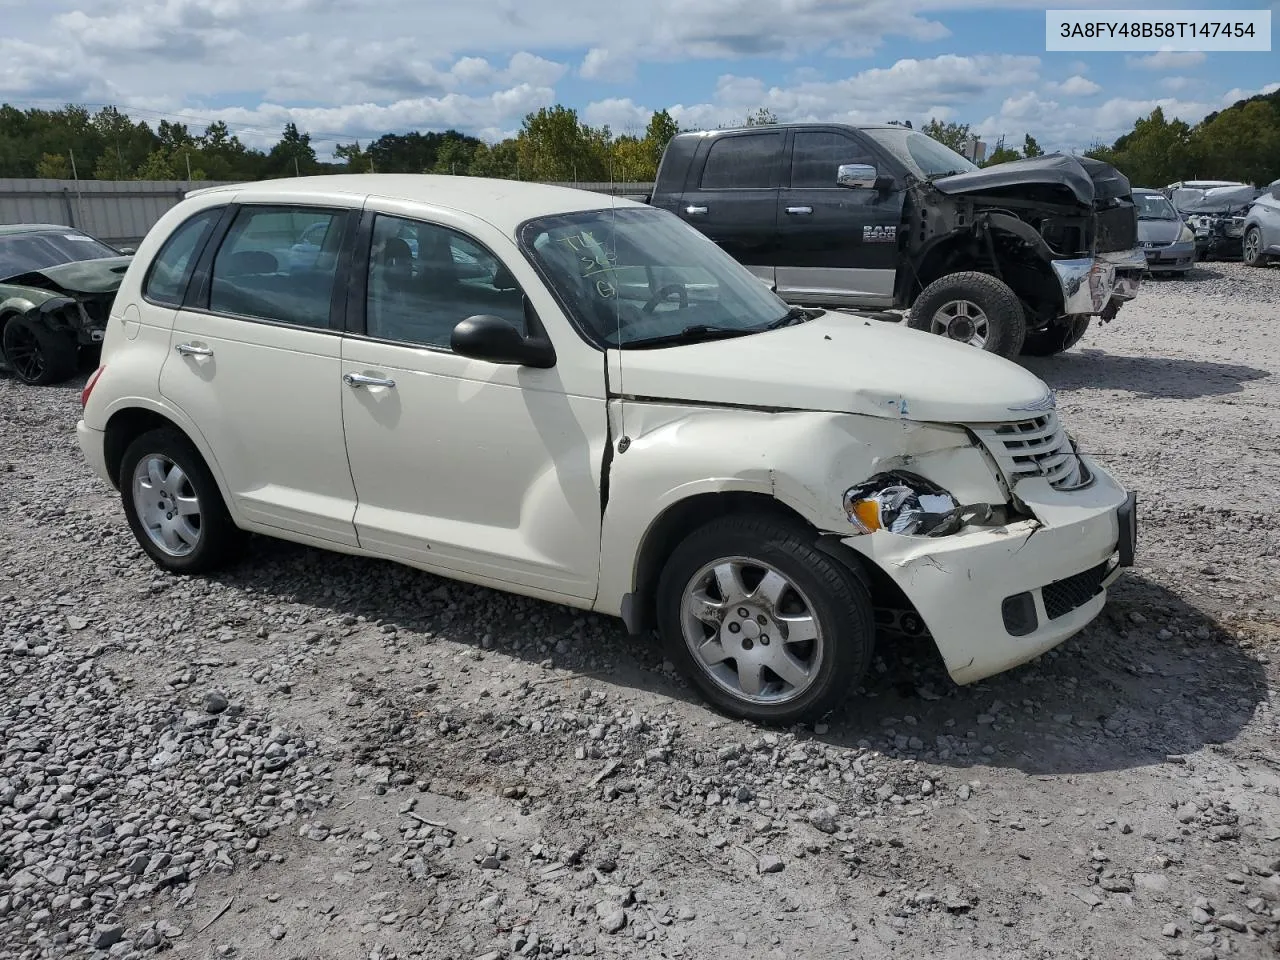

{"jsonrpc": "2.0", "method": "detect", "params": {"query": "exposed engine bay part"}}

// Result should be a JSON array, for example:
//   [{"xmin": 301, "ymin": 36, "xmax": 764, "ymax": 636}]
[{"xmin": 843, "ymin": 470, "xmax": 994, "ymax": 538}]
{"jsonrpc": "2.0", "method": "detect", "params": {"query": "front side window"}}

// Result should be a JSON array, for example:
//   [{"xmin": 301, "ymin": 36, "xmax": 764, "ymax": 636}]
[
  {"xmin": 144, "ymin": 208, "xmax": 223, "ymax": 305},
  {"xmin": 790, "ymin": 132, "xmax": 874, "ymax": 189},
  {"xmin": 519, "ymin": 206, "xmax": 793, "ymax": 349},
  {"xmin": 700, "ymin": 133, "xmax": 783, "ymax": 190},
  {"xmin": 208, "ymin": 206, "xmax": 346, "ymax": 328},
  {"xmin": 365, "ymin": 214, "xmax": 525, "ymax": 349}
]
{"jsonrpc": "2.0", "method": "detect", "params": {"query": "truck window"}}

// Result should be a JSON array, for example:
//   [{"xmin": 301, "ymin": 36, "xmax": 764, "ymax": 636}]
[
  {"xmin": 700, "ymin": 133, "xmax": 783, "ymax": 190},
  {"xmin": 790, "ymin": 131, "xmax": 874, "ymax": 189}
]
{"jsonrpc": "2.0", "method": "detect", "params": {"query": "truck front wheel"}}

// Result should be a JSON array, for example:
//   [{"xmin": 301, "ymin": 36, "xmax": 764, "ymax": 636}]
[
  {"xmin": 908, "ymin": 272, "xmax": 1026, "ymax": 359},
  {"xmin": 1020, "ymin": 316, "xmax": 1091, "ymax": 356}
]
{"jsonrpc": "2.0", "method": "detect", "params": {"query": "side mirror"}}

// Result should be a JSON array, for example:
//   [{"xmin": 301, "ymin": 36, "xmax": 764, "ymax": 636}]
[
  {"xmin": 836, "ymin": 163, "xmax": 879, "ymax": 189},
  {"xmin": 451, "ymin": 315, "xmax": 556, "ymax": 368},
  {"xmin": 117, "ymin": 246, "xmax": 136, "ymax": 255}
]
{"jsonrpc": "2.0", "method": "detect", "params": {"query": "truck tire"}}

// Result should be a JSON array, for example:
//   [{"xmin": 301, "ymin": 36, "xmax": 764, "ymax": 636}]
[
  {"xmin": 1020, "ymin": 316, "xmax": 1091, "ymax": 356},
  {"xmin": 908, "ymin": 272, "xmax": 1026, "ymax": 359},
  {"xmin": 1, "ymin": 313, "xmax": 78, "ymax": 386}
]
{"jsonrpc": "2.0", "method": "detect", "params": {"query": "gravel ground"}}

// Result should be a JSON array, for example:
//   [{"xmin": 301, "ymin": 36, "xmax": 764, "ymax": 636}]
[{"xmin": 2, "ymin": 260, "xmax": 1279, "ymax": 960}]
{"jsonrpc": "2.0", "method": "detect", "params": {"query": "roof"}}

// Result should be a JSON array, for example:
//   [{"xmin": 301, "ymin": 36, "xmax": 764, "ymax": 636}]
[
  {"xmin": 0, "ymin": 222, "xmax": 86, "ymax": 237},
  {"xmin": 675, "ymin": 122, "xmax": 902, "ymax": 137},
  {"xmin": 186, "ymin": 174, "xmax": 646, "ymax": 235}
]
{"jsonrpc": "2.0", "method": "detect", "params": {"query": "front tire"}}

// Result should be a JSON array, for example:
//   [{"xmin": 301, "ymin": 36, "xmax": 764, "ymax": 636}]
[
  {"xmin": 1020, "ymin": 315, "xmax": 1091, "ymax": 356},
  {"xmin": 1, "ymin": 314, "xmax": 78, "ymax": 385},
  {"xmin": 656, "ymin": 515, "xmax": 875, "ymax": 725},
  {"xmin": 118, "ymin": 427, "xmax": 244, "ymax": 574},
  {"xmin": 1242, "ymin": 227, "xmax": 1267, "ymax": 267},
  {"xmin": 908, "ymin": 271, "xmax": 1026, "ymax": 359}
]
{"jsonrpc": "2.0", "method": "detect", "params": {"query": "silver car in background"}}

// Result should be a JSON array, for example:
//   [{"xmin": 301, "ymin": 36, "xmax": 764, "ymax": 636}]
[
  {"xmin": 1133, "ymin": 188, "xmax": 1196, "ymax": 276},
  {"xmin": 1242, "ymin": 179, "xmax": 1280, "ymax": 267}
]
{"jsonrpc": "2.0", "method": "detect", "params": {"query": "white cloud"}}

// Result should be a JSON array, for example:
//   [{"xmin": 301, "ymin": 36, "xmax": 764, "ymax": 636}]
[
  {"xmin": 1160, "ymin": 76, "xmax": 1195, "ymax": 93},
  {"xmin": 1127, "ymin": 51, "xmax": 1207, "ymax": 71},
  {"xmin": 579, "ymin": 48, "xmax": 636, "ymax": 83},
  {"xmin": 582, "ymin": 98, "xmax": 652, "ymax": 133},
  {"xmin": 975, "ymin": 93, "xmax": 1218, "ymax": 152},
  {"xmin": 1046, "ymin": 75, "xmax": 1101, "ymax": 96}
]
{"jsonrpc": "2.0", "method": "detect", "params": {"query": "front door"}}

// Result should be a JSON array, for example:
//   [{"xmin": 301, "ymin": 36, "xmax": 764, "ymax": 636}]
[
  {"xmin": 676, "ymin": 130, "xmax": 785, "ymax": 288},
  {"xmin": 158, "ymin": 202, "xmax": 361, "ymax": 546},
  {"xmin": 338, "ymin": 206, "xmax": 608, "ymax": 600},
  {"xmin": 775, "ymin": 129, "xmax": 905, "ymax": 308}
]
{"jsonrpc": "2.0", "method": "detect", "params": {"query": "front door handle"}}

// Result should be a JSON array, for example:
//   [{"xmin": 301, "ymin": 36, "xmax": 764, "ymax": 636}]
[
  {"xmin": 685, "ymin": 204, "xmax": 708, "ymax": 215},
  {"xmin": 785, "ymin": 206, "xmax": 813, "ymax": 215},
  {"xmin": 175, "ymin": 343, "xmax": 213, "ymax": 357},
  {"xmin": 343, "ymin": 372, "xmax": 396, "ymax": 389}
]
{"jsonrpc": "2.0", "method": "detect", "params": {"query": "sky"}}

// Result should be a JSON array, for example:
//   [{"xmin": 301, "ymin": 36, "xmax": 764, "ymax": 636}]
[{"xmin": 2, "ymin": 0, "xmax": 1277, "ymax": 157}]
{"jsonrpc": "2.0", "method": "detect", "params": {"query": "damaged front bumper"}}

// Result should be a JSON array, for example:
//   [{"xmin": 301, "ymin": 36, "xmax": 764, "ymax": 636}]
[
  {"xmin": 1050, "ymin": 247, "xmax": 1146, "ymax": 316},
  {"xmin": 842, "ymin": 456, "xmax": 1135, "ymax": 685}
]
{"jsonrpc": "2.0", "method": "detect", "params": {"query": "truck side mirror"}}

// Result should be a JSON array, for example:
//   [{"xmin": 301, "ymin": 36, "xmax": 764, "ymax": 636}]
[{"xmin": 836, "ymin": 163, "xmax": 879, "ymax": 189}]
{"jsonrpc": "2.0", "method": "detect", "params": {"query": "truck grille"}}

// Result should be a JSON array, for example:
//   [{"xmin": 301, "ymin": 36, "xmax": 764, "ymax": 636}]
[
  {"xmin": 1095, "ymin": 201, "xmax": 1138, "ymax": 253},
  {"xmin": 972, "ymin": 412, "xmax": 1092, "ymax": 491},
  {"xmin": 1043, "ymin": 560, "xmax": 1110, "ymax": 620}
]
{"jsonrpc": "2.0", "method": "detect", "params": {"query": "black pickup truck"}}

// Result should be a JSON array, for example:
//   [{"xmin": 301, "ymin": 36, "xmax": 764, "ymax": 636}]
[{"xmin": 644, "ymin": 123, "xmax": 1146, "ymax": 359}]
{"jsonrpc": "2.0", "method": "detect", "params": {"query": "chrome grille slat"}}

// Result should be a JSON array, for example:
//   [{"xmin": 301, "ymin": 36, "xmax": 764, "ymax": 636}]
[{"xmin": 971, "ymin": 410, "xmax": 1093, "ymax": 492}]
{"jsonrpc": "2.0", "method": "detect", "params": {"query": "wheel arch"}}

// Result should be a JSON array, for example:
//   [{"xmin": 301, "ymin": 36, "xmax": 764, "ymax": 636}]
[{"xmin": 621, "ymin": 490, "xmax": 880, "ymax": 635}]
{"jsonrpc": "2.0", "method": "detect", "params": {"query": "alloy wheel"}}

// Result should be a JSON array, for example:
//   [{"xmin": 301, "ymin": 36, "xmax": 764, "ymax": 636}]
[
  {"xmin": 131, "ymin": 454, "xmax": 203, "ymax": 557},
  {"xmin": 930, "ymin": 299, "xmax": 989, "ymax": 348}
]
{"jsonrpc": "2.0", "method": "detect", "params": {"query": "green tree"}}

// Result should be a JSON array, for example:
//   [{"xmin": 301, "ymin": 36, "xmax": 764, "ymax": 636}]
[
  {"xmin": 922, "ymin": 118, "xmax": 972, "ymax": 152},
  {"xmin": 432, "ymin": 134, "xmax": 480, "ymax": 175},
  {"xmin": 982, "ymin": 145, "xmax": 1022, "ymax": 166},
  {"xmin": 467, "ymin": 139, "xmax": 519, "ymax": 179},
  {"xmin": 1022, "ymin": 133, "xmax": 1043, "ymax": 157},
  {"xmin": 743, "ymin": 107, "xmax": 778, "ymax": 126},
  {"xmin": 516, "ymin": 105, "xmax": 608, "ymax": 182},
  {"xmin": 335, "ymin": 140, "xmax": 372, "ymax": 172},
  {"xmin": 35, "ymin": 152, "xmax": 71, "ymax": 178},
  {"xmin": 1196, "ymin": 99, "xmax": 1280, "ymax": 185},
  {"xmin": 643, "ymin": 109, "xmax": 680, "ymax": 171}
]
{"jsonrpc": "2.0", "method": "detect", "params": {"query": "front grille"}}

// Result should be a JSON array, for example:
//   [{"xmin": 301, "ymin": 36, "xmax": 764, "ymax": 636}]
[
  {"xmin": 1095, "ymin": 201, "xmax": 1138, "ymax": 253},
  {"xmin": 1042, "ymin": 560, "xmax": 1110, "ymax": 620},
  {"xmin": 971, "ymin": 411, "xmax": 1092, "ymax": 491}
]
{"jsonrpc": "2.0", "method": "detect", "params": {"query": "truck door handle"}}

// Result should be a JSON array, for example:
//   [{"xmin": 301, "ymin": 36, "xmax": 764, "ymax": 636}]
[
  {"xmin": 785, "ymin": 206, "xmax": 813, "ymax": 215},
  {"xmin": 685, "ymin": 205, "xmax": 708, "ymax": 215},
  {"xmin": 343, "ymin": 372, "xmax": 396, "ymax": 389},
  {"xmin": 174, "ymin": 343, "xmax": 213, "ymax": 357}
]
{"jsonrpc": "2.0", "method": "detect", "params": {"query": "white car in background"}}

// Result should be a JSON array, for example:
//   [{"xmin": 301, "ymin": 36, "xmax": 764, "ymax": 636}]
[
  {"xmin": 1242, "ymin": 179, "xmax": 1280, "ymax": 267},
  {"xmin": 74, "ymin": 175, "xmax": 1137, "ymax": 724}
]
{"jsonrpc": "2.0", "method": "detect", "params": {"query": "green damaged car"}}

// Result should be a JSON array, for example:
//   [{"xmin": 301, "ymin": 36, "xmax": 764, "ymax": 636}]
[{"xmin": 0, "ymin": 224, "xmax": 133, "ymax": 385}]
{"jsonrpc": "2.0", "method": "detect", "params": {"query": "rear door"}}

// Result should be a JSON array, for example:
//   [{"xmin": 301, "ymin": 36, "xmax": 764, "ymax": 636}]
[
  {"xmin": 775, "ymin": 128, "xmax": 904, "ymax": 307},
  {"xmin": 675, "ymin": 130, "xmax": 784, "ymax": 287},
  {"xmin": 157, "ymin": 200, "xmax": 362, "ymax": 546}
]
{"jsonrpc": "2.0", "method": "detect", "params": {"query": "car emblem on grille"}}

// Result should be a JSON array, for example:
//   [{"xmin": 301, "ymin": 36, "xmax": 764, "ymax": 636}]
[{"xmin": 1008, "ymin": 389, "xmax": 1056, "ymax": 413}]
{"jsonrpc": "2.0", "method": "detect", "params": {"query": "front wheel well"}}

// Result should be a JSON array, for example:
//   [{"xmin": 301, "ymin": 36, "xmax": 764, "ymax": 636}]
[
  {"xmin": 624, "ymin": 492, "xmax": 905, "ymax": 635},
  {"xmin": 103, "ymin": 408, "xmax": 188, "ymax": 490}
]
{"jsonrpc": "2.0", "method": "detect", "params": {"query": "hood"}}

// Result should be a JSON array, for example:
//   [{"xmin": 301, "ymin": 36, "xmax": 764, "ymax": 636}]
[
  {"xmin": 1, "ymin": 256, "xmax": 132, "ymax": 295},
  {"xmin": 1137, "ymin": 218, "xmax": 1185, "ymax": 244},
  {"xmin": 931, "ymin": 153, "xmax": 1129, "ymax": 207},
  {"xmin": 1182, "ymin": 186, "xmax": 1260, "ymax": 214},
  {"xmin": 611, "ymin": 312, "xmax": 1052, "ymax": 424}
]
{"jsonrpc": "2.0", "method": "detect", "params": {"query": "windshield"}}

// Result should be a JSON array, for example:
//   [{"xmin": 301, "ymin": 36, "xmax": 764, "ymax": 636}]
[
  {"xmin": 1133, "ymin": 193, "xmax": 1178, "ymax": 220},
  {"xmin": 0, "ymin": 230, "xmax": 120, "ymax": 281},
  {"xmin": 860, "ymin": 127, "xmax": 979, "ymax": 179},
  {"xmin": 518, "ymin": 207, "xmax": 793, "ymax": 349}
]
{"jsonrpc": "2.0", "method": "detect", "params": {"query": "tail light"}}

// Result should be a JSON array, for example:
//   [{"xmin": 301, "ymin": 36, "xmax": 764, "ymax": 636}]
[{"xmin": 81, "ymin": 366, "xmax": 106, "ymax": 408}]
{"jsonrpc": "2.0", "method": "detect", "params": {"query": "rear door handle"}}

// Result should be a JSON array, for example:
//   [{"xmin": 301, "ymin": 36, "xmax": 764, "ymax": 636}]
[
  {"xmin": 685, "ymin": 205, "xmax": 708, "ymax": 216},
  {"xmin": 175, "ymin": 343, "xmax": 213, "ymax": 357},
  {"xmin": 785, "ymin": 206, "xmax": 813, "ymax": 215},
  {"xmin": 343, "ymin": 372, "xmax": 396, "ymax": 389}
]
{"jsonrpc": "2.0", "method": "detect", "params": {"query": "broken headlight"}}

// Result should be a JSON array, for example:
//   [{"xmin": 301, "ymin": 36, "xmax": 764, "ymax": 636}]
[{"xmin": 842, "ymin": 471, "xmax": 993, "ymax": 538}]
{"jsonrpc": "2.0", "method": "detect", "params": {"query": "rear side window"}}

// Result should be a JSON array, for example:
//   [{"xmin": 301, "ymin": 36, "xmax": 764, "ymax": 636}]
[
  {"xmin": 208, "ymin": 206, "xmax": 347, "ymax": 328},
  {"xmin": 143, "ymin": 208, "xmax": 223, "ymax": 306},
  {"xmin": 700, "ymin": 133, "xmax": 783, "ymax": 190},
  {"xmin": 790, "ymin": 131, "xmax": 874, "ymax": 189}
]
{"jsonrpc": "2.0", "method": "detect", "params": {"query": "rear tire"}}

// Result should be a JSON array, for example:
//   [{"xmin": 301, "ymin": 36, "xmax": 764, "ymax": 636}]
[
  {"xmin": 1242, "ymin": 227, "xmax": 1267, "ymax": 267},
  {"xmin": 656, "ymin": 514, "xmax": 875, "ymax": 725},
  {"xmin": 118, "ymin": 427, "xmax": 245, "ymax": 574},
  {"xmin": 1020, "ymin": 316, "xmax": 1091, "ymax": 356},
  {"xmin": 908, "ymin": 271, "xmax": 1026, "ymax": 359},
  {"xmin": 1, "ymin": 314, "xmax": 78, "ymax": 385}
]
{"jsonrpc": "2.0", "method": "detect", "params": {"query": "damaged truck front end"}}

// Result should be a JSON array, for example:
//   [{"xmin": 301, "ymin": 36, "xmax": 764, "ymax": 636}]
[{"xmin": 903, "ymin": 153, "xmax": 1145, "ymax": 358}]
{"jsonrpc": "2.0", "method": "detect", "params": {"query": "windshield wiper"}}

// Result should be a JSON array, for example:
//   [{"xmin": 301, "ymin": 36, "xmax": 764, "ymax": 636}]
[
  {"xmin": 767, "ymin": 305, "xmax": 815, "ymax": 329},
  {"xmin": 624, "ymin": 325, "xmax": 757, "ymax": 349}
]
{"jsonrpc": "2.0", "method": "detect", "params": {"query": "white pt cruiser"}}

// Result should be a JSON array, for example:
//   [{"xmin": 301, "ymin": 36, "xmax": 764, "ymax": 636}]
[{"xmin": 76, "ymin": 175, "xmax": 1137, "ymax": 724}]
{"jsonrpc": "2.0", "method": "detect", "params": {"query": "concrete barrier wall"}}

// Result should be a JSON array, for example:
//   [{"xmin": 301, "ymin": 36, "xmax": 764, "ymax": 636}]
[{"xmin": 0, "ymin": 179, "xmax": 656, "ymax": 246}]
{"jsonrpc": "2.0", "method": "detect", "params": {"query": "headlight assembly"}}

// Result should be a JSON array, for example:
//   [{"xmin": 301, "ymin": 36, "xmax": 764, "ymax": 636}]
[
  {"xmin": 1178, "ymin": 224, "xmax": 1195, "ymax": 243},
  {"xmin": 843, "ymin": 470, "xmax": 992, "ymax": 537}
]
